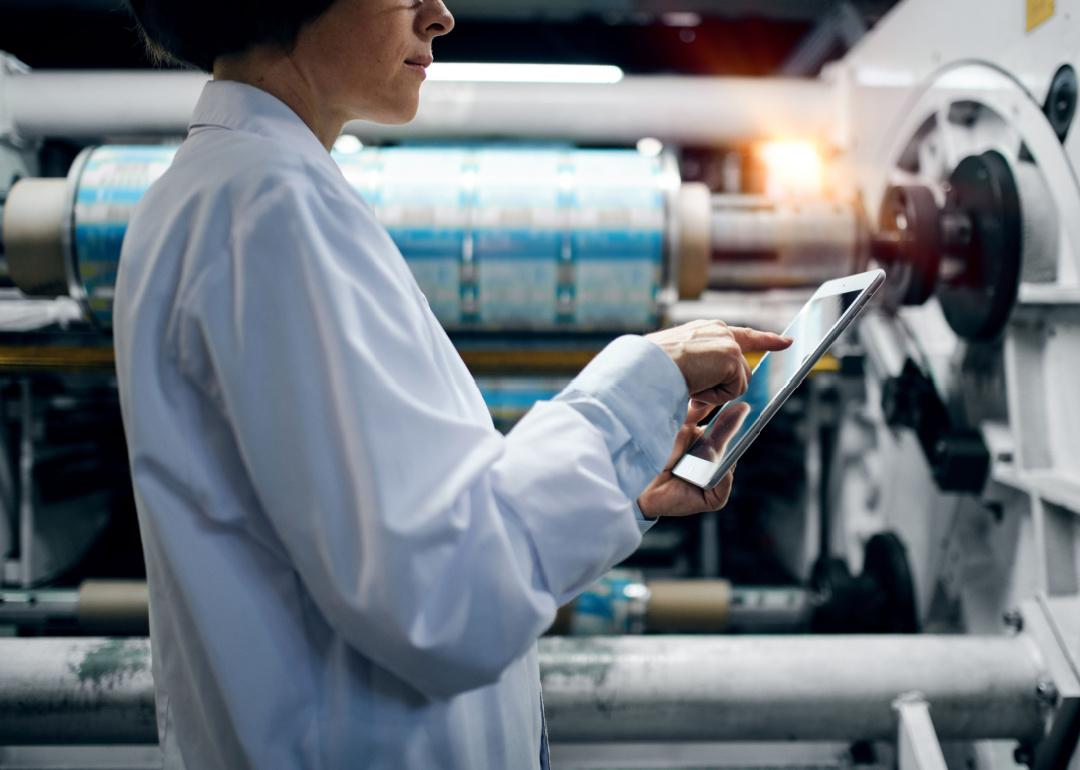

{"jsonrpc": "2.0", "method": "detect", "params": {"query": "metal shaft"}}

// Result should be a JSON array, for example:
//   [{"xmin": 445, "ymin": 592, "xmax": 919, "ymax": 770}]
[
  {"xmin": 0, "ymin": 634, "xmax": 1047, "ymax": 746},
  {"xmin": 0, "ymin": 638, "xmax": 156, "ymax": 745},
  {"xmin": 539, "ymin": 635, "xmax": 1046, "ymax": 743},
  {"xmin": 5, "ymin": 72, "xmax": 836, "ymax": 144}
]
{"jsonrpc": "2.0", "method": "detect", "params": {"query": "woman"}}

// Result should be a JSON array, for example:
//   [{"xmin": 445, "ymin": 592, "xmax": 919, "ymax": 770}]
[{"xmin": 116, "ymin": 1, "xmax": 791, "ymax": 767}]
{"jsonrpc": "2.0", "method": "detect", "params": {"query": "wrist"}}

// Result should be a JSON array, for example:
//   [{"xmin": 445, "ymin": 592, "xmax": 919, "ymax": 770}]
[{"xmin": 636, "ymin": 495, "xmax": 660, "ymax": 520}]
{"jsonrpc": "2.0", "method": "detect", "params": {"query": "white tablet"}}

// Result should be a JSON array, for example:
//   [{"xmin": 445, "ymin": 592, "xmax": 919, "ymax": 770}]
[{"xmin": 672, "ymin": 269, "xmax": 886, "ymax": 490}]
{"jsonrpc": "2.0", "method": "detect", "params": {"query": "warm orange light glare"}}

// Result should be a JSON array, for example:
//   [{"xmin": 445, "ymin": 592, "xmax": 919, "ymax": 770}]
[{"xmin": 756, "ymin": 140, "xmax": 825, "ymax": 199}]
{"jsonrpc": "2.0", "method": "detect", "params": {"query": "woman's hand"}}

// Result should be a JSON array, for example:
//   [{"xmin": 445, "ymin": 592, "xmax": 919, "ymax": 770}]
[
  {"xmin": 645, "ymin": 320, "xmax": 791, "ymax": 406},
  {"xmin": 638, "ymin": 320, "xmax": 791, "ymax": 519},
  {"xmin": 637, "ymin": 399, "xmax": 736, "ymax": 518}
]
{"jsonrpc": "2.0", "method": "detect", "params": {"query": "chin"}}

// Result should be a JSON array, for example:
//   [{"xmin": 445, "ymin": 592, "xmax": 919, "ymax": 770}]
[{"xmin": 370, "ymin": 97, "xmax": 421, "ymax": 126}]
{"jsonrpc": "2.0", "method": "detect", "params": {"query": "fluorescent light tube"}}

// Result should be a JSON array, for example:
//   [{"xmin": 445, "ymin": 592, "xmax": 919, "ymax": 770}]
[{"xmin": 426, "ymin": 63, "xmax": 624, "ymax": 84}]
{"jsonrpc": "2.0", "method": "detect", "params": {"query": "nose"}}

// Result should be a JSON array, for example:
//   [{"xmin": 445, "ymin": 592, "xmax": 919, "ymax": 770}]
[{"xmin": 422, "ymin": 0, "xmax": 455, "ymax": 38}]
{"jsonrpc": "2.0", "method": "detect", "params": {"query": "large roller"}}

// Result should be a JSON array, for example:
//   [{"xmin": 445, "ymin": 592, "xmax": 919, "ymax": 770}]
[
  {"xmin": 3, "ymin": 145, "xmax": 701, "ymax": 331},
  {"xmin": 0, "ymin": 633, "xmax": 1050, "ymax": 745},
  {"xmin": 2, "ymin": 144, "xmax": 859, "ymax": 333}
]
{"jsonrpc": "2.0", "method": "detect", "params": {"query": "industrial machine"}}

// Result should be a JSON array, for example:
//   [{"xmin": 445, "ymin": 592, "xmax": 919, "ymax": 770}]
[{"xmin": 0, "ymin": 0, "xmax": 1078, "ymax": 768}]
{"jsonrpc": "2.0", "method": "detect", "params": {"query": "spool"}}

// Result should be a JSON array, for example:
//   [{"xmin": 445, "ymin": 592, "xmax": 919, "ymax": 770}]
[
  {"xmin": 77, "ymin": 580, "xmax": 149, "ymax": 634},
  {"xmin": 3, "ymin": 178, "xmax": 71, "ymax": 298},
  {"xmin": 675, "ymin": 182, "xmax": 710, "ymax": 299},
  {"xmin": 644, "ymin": 579, "xmax": 732, "ymax": 632},
  {"xmin": 10, "ymin": 145, "xmax": 677, "ymax": 331}
]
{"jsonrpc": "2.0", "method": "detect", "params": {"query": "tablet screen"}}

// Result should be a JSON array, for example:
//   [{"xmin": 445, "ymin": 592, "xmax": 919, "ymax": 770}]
[{"xmin": 686, "ymin": 288, "xmax": 859, "ymax": 468}]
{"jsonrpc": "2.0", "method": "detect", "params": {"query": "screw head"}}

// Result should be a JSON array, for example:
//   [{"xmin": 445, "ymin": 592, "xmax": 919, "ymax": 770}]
[
  {"xmin": 1002, "ymin": 609, "xmax": 1024, "ymax": 632},
  {"xmin": 1036, "ymin": 680, "xmax": 1060, "ymax": 706}
]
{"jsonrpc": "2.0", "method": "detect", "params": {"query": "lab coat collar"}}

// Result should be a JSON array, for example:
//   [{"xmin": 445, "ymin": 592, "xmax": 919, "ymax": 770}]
[{"xmin": 188, "ymin": 79, "xmax": 331, "ymax": 161}]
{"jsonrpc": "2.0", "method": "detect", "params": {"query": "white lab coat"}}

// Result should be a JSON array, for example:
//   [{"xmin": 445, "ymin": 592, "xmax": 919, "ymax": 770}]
[{"xmin": 114, "ymin": 80, "xmax": 688, "ymax": 770}]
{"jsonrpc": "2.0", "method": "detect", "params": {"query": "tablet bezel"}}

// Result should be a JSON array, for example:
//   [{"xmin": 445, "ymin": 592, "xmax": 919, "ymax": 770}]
[{"xmin": 672, "ymin": 269, "xmax": 886, "ymax": 490}]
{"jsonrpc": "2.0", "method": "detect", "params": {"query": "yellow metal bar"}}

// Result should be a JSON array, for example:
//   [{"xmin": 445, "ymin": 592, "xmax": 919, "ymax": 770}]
[
  {"xmin": 0, "ymin": 346, "xmax": 117, "ymax": 372},
  {"xmin": 0, "ymin": 345, "xmax": 839, "ymax": 376}
]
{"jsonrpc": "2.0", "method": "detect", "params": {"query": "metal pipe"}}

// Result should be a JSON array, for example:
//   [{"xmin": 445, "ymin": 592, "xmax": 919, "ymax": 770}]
[
  {"xmin": 0, "ymin": 637, "xmax": 156, "ymax": 745},
  {"xmin": 5, "ymin": 72, "xmax": 837, "ymax": 144},
  {"xmin": 539, "ymin": 635, "xmax": 1047, "ymax": 743},
  {"xmin": 0, "ymin": 588, "xmax": 79, "ymax": 625},
  {"xmin": 0, "ymin": 634, "xmax": 1047, "ymax": 746},
  {"xmin": 0, "ymin": 581, "xmax": 149, "ymax": 634}
]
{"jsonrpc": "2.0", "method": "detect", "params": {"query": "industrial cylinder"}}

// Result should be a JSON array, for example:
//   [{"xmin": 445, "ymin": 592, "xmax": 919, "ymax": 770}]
[
  {"xmin": 0, "ymin": 634, "xmax": 1048, "ymax": 745},
  {"xmin": 77, "ymin": 581, "xmax": 150, "ymax": 634},
  {"xmin": 709, "ymin": 194, "xmax": 858, "ymax": 289},
  {"xmin": 540, "ymin": 635, "xmax": 1046, "ymax": 743},
  {"xmin": 2, "ymin": 178, "xmax": 70, "ymax": 297},
  {"xmin": 4, "ymin": 145, "xmax": 713, "ymax": 331},
  {"xmin": 5, "ymin": 72, "xmax": 837, "ymax": 145},
  {"xmin": 0, "ymin": 637, "xmax": 156, "ymax": 745}
]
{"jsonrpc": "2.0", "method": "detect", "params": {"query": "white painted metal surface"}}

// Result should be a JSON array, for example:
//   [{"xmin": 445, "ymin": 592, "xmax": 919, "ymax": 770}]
[{"xmin": 830, "ymin": 0, "xmax": 1080, "ymax": 643}]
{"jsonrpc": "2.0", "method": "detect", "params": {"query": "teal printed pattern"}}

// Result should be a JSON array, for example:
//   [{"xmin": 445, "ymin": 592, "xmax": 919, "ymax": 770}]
[{"xmin": 75, "ymin": 144, "xmax": 666, "ymax": 331}]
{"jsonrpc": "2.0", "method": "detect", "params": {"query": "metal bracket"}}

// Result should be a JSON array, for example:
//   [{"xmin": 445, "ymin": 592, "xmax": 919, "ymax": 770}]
[
  {"xmin": 894, "ymin": 693, "xmax": 949, "ymax": 770},
  {"xmin": 1021, "ymin": 597, "xmax": 1080, "ymax": 770}
]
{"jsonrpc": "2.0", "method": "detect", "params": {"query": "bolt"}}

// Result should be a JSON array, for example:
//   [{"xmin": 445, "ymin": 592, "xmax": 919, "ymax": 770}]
[
  {"xmin": 1002, "ymin": 608, "xmax": 1024, "ymax": 632},
  {"xmin": 1036, "ymin": 680, "xmax": 1059, "ymax": 707}
]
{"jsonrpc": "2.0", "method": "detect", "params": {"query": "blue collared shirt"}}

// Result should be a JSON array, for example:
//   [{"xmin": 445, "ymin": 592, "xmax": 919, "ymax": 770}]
[{"xmin": 114, "ymin": 80, "xmax": 687, "ymax": 769}]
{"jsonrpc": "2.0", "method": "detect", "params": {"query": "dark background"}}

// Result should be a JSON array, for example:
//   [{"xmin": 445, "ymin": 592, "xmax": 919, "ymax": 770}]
[{"xmin": 0, "ymin": 0, "xmax": 899, "ymax": 75}]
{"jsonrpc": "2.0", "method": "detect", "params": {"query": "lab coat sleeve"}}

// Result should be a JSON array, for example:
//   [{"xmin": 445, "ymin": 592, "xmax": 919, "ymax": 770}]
[
  {"xmin": 552, "ymin": 335, "xmax": 689, "ymax": 533},
  {"xmin": 178, "ymin": 179, "xmax": 686, "ymax": 698}
]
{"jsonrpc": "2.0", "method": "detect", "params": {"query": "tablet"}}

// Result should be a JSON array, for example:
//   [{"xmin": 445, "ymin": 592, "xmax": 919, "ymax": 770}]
[{"xmin": 672, "ymin": 269, "xmax": 886, "ymax": 490}]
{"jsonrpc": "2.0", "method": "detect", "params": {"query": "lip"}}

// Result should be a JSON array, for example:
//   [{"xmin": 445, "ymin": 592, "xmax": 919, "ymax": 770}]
[{"xmin": 404, "ymin": 55, "xmax": 433, "ymax": 76}]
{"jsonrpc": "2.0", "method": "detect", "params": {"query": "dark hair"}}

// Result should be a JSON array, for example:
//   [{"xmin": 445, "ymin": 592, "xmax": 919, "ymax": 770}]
[{"xmin": 124, "ymin": 0, "xmax": 336, "ymax": 72}]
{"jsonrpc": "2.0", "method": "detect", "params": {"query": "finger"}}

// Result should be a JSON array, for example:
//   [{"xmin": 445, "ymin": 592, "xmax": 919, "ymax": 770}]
[
  {"xmin": 704, "ymin": 469, "xmax": 735, "ymax": 510},
  {"xmin": 662, "ymin": 424, "xmax": 705, "ymax": 469},
  {"xmin": 694, "ymin": 357, "xmax": 749, "ymax": 404},
  {"xmin": 685, "ymin": 399, "xmax": 713, "ymax": 425},
  {"xmin": 728, "ymin": 326, "xmax": 794, "ymax": 353},
  {"xmin": 690, "ymin": 386, "xmax": 728, "ymax": 407}
]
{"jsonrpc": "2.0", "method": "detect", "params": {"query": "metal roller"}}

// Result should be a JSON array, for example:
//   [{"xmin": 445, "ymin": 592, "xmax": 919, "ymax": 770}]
[
  {"xmin": 2, "ymin": 178, "xmax": 70, "ymax": 297},
  {"xmin": 2, "ymin": 145, "xmax": 865, "ymax": 332},
  {"xmin": 4, "ymin": 145, "xmax": 717, "ymax": 331},
  {"xmin": 0, "ymin": 581, "xmax": 150, "ymax": 634},
  {"xmin": 4, "ymin": 71, "xmax": 837, "ymax": 145},
  {"xmin": 540, "ymin": 635, "xmax": 1047, "ymax": 743},
  {"xmin": 77, "ymin": 581, "xmax": 150, "ymax": 634},
  {"xmin": 0, "ymin": 633, "xmax": 1049, "ymax": 745},
  {"xmin": 708, "ymin": 194, "xmax": 858, "ymax": 289}
]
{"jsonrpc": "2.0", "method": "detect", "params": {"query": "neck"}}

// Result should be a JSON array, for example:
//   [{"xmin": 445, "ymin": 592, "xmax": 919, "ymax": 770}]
[{"xmin": 213, "ymin": 46, "xmax": 345, "ymax": 151}]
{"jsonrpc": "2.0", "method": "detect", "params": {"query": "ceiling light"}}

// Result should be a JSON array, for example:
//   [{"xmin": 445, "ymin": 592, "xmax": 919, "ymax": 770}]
[
  {"xmin": 636, "ymin": 137, "xmax": 663, "ymax": 157},
  {"xmin": 333, "ymin": 135, "xmax": 363, "ymax": 155},
  {"xmin": 426, "ymin": 63, "xmax": 624, "ymax": 84}
]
